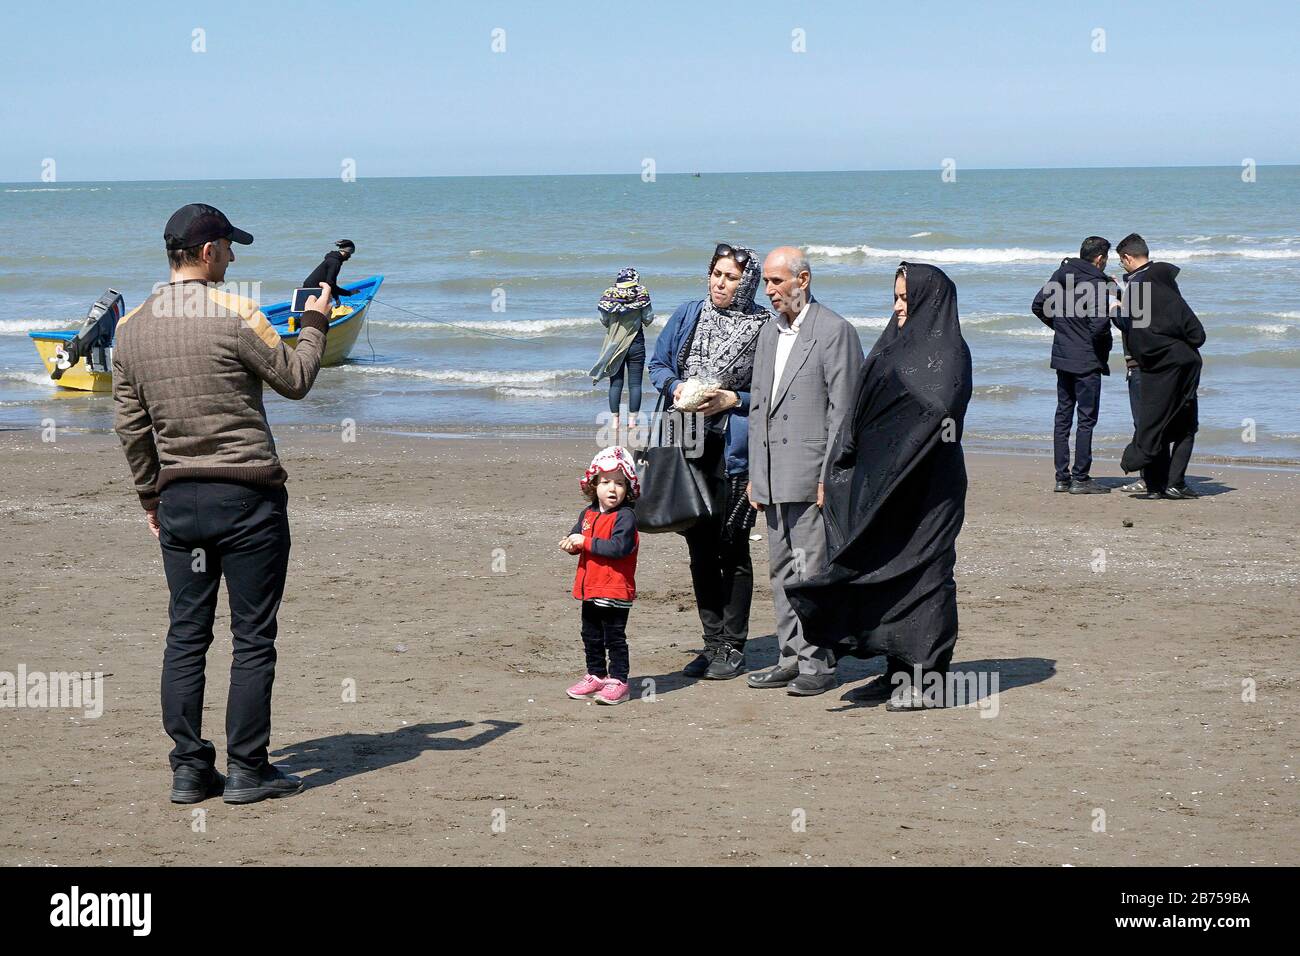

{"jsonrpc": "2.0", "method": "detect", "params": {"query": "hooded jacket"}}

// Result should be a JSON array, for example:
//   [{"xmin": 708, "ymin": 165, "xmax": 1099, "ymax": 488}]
[
  {"xmin": 1117, "ymin": 262, "xmax": 1206, "ymax": 472},
  {"xmin": 1031, "ymin": 257, "xmax": 1117, "ymax": 375},
  {"xmin": 1119, "ymin": 262, "xmax": 1206, "ymax": 372}
]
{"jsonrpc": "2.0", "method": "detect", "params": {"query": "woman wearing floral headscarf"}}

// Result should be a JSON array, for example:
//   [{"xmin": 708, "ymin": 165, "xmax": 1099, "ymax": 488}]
[
  {"xmin": 648, "ymin": 243, "xmax": 772, "ymax": 680},
  {"xmin": 591, "ymin": 267, "xmax": 655, "ymax": 446}
]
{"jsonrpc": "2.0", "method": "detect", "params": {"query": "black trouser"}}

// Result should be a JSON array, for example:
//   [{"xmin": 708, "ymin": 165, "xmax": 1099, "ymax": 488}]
[
  {"xmin": 681, "ymin": 431, "xmax": 753, "ymax": 649},
  {"xmin": 1142, "ymin": 405, "xmax": 1197, "ymax": 494},
  {"xmin": 1054, "ymin": 369, "xmax": 1101, "ymax": 482},
  {"xmin": 684, "ymin": 519, "xmax": 753, "ymax": 650},
  {"xmin": 158, "ymin": 481, "xmax": 290, "ymax": 774},
  {"xmin": 580, "ymin": 601, "xmax": 630, "ymax": 681},
  {"xmin": 608, "ymin": 333, "xmax": 646, "ymax": 414},
  {"xmin": 682, "ymin": 441, "xmax": 754, "ymax": 652},
  {"xmin": 1126, "ymin": 367, "xmax": 1142, "ymax": 427}
]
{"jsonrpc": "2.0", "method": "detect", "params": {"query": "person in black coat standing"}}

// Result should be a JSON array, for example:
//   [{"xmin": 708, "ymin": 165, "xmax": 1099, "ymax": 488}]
[
  {"xmin": 1031, "ymin": 236, "xmax": 1119, "ymax": 494},
  {"xmin": 1115, "ymin": 233, "xmax": 1206, "ymax": 500},
  {"xmin": 303, "ymin": 240, "xmax": 357, "ymax": 305}
]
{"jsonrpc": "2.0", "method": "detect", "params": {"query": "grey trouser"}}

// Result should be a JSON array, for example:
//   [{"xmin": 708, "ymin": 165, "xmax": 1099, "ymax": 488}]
[{"xmin": 766, "ymin": 501, "xmax": 835, "ymax": 676}]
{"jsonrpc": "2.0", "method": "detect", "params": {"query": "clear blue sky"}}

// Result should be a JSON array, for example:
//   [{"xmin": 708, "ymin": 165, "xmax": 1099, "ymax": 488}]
[{"xmin": 4, "ymin": 0, "xmax": 1298, "ymax": 181}]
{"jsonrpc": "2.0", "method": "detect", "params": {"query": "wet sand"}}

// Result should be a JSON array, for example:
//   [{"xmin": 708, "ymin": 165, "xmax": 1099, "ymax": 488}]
[{"xmin": 1, "ymin": 428, "xmax": 1296, "ymax": 866}]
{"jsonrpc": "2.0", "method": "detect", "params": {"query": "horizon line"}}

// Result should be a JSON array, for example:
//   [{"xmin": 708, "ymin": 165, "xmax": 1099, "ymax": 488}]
[{"xmin": 4, "ymin": 161, "xmax": 1296, "ymax": 187}]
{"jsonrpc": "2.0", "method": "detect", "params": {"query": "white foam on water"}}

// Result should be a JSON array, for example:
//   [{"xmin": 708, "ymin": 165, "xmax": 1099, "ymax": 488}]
[
  {"xmin": 961, "ymin": 312, "xmax": 1022, "ymax": 325},
  {"xmin": 494, "ymin": 386, "xmax": 591, "ymax": 399},
  {"xmin": 3, "ymin": 186, "xmax": 111, "ymax": 193},
  {"xmin": 1170, "ymin": 247, "xmax": 1300, "ymax": 260},
  {"xmin": 974, "ymin": 383, "xmax": 1038, "ymax": 398},
  {"xmin": 908, "ymin": 232, "xmax": 933, "ymax": 238},
  {"xmin": 0, "ymin": 319, "xmax": 76, "ymax": 334},
  {"xmin": 805, "ymin": 244, "xmax": 1063, "ymax": 264},
  {"xmin": 848, "ymin": 312, "xmax": 1021, "ymax": 330},
  {"xmin": 804, "ymin": 243, "xmax": 1300, "ymax": 264},
  {"xmin": 0, "ymin": 371, "xmax": 58, "ymax": 387},
  {"xmin": 973, "ymin": 326, "xmax": 1053, "ymax": 337},
  {"xmin": 1267, "ymin": 311, "xmax": 1300, "ymax": 320},
  {"xmin": 331, "ymin": 365, "xmax": 586, "ymax": 386},
  {"xmin": 370, "ymin": 316, "xmax": 596, "ymax": 335}
]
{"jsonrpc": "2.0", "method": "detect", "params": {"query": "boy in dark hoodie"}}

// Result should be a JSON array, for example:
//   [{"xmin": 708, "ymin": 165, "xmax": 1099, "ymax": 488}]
[
  {"xmin": 1115, "ymin": 233, "xmax": 1206, "ymax": 499},
  {"xmin": 1032, "ymin": 236, "xmax": 1119, "ymax": 494}
]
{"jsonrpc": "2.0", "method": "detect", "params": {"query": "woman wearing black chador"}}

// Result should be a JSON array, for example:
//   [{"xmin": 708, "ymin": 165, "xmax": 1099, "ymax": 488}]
[{"xmin": 788, "ymin": 262, "xmax": 972, "ymax": 711}]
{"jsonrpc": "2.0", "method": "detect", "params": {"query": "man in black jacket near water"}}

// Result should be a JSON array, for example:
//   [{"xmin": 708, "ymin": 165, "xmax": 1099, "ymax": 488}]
[
  {"xmin": 1115, "ymin": 233, "xmax": 1205, "ymax": 499},
  {"xmin": 303, "ymin": 240, "xmax": 357, "ymax": 304},
  {"xmin": 1032, "ymin": 236, "xmax": 1119, "ymax": 494}
]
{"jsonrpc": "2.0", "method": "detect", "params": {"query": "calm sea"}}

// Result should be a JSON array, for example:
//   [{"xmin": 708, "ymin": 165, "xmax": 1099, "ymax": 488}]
[{"xmin": 3, "ymin": 167, "xmax": 1299, "ymax": 461}]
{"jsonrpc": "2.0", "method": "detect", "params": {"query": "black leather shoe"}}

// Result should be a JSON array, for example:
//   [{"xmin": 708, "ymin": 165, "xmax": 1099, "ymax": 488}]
[
  {"xmin": 787, "ymin": 673, "xmax": 837, "ymax": 696},
  {"xmin": 682, "ymin": 647, "xmax": 715, "ymax": 678},
  {"xmin": 847, "ymin": 674, "xmax": 899, "ymax": 703},
  {"xmin": 704, "ymin": 645, "xmax": 746, "ymax": 680},
  {"xmin": 747, "ymin": 664, "xmax": 799, "ymax": 688},
  {"xmin": 1053, "ymin": 480, "xmax": 1071, "ymax": 493},
  {"xmin": 1164, "ymin": 484, "xmax": 1200, "ymax": 499},
  {"xmin": 223, "ymin": 764, "xmax": 305, "ymax": 804},
  {"xmin": 1069, "ymin": 478, "xmax": 1110, "ymax": 494},
  {"xmin": 170, "ymin": 766, "xmax": 226, "ymax": 804}
]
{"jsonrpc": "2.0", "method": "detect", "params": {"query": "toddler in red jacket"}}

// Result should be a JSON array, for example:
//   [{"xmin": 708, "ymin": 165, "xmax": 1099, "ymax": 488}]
[{"xmin": 560, "ymin": 446, "xmax": 639, "ymax": 705}]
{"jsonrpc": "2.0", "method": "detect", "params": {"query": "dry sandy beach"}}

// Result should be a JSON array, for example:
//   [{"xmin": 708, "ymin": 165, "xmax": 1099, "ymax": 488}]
[{"xmin": 1, "ymin": 428, "xmax": 1296, "ymax": 866}]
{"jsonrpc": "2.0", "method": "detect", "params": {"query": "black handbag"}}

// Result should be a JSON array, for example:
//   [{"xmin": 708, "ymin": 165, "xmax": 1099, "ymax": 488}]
[{"xmin": 633, "ymin": 395, "xmax": 718, "ymax": 534}]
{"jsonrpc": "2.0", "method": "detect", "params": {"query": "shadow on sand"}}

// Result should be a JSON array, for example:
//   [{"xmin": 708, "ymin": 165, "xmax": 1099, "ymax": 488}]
[
  {"xmin": 631, "ymin": 633, "xmax": 784, "ymax": 698},
  {"xmin": 1095, "ymin": 474, "xmax": 1234, "ymax": 497},
  {"xmin": 826, "ymin": 656, "xmax": 1058, "ymax": 711},
  {"xmin": 271, "ymin": 719, "xmax": 520, "ymax": 790}
]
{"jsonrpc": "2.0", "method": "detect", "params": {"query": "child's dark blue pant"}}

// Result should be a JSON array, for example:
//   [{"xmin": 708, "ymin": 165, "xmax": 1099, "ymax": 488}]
[{"xmin": 581, "ymin": 601, "xmax": 630, "ymax": 682}]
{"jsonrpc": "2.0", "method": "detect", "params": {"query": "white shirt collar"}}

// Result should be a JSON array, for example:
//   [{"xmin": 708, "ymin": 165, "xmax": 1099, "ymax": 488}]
[{"xmin": 777, "ymin": 300, "xmax": 811, "ymax": 335}]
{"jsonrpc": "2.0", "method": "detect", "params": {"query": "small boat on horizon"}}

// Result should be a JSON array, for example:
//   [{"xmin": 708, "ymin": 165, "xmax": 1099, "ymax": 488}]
[{"xmin": 28, "ymin": 275, "xmax": 384, "ymax": 392}]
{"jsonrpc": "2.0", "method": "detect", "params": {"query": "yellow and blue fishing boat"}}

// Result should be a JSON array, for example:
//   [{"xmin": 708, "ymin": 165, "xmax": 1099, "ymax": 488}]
[{"xmin": 29, "ymin": 275, "xmax": 384, "ymax": 392}]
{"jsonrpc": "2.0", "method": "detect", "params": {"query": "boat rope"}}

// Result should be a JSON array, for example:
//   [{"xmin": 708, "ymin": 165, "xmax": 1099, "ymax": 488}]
[{"xmin": 369, "ymin": 298, "xmax": 540, "ymax": 344}]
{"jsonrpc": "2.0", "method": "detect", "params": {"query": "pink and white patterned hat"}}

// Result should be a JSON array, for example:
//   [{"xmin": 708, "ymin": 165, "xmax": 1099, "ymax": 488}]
[{"xmin": 581, "ymin": 445, "xmax": 640, "ymax": 499}]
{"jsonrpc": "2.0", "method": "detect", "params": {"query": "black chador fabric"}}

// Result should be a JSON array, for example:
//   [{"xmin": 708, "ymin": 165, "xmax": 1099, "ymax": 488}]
[
  {"xmin": 1118, "ymin": 262, "xmax": 1205, "ymax": 474},
  {"xmin": 787, "ymin": 262, "xmax": 972, "ymax": 669}
]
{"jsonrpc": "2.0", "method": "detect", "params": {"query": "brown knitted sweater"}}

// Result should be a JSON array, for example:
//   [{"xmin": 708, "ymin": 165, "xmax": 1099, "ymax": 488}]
[{"xmin": 112, "ymin": 280, "xmax": 329, "ymax": 510}]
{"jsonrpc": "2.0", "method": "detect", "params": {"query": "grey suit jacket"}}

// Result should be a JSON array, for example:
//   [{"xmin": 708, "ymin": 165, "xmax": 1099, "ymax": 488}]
[{"xmin": 748, "ymin": 300, "xmax": 864, "ymax": 505}]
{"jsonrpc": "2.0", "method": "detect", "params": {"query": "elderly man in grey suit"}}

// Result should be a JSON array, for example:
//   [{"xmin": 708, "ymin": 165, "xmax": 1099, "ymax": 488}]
[{"xmin": 745, "ymin": 247, "xmax": 864, "ymax": 696}]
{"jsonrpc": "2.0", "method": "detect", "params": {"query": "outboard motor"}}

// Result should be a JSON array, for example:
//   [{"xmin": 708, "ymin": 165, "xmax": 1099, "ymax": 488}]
[{"xmin": 52, "ymin": 289, "xmax": 125, "ymax": 381}]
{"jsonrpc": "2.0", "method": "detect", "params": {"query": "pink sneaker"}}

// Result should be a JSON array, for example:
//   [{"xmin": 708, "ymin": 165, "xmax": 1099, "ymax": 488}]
[
  {"xmin": 566, "ymin": 674, "xmax": 606, "ymax": 700},
  {"xmin": 596, "ymin": 678, "xmax": 630, "ymax": 705}
]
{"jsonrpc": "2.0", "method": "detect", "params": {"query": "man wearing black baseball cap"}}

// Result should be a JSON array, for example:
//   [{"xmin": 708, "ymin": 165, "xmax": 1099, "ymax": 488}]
[
  {"xmin": 164, "ymin": 202, "xmax": 256, "ymax": 251},
  {"xmin": 113, "ymin": 203, "xmax": 332, "ymax": 806}
]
